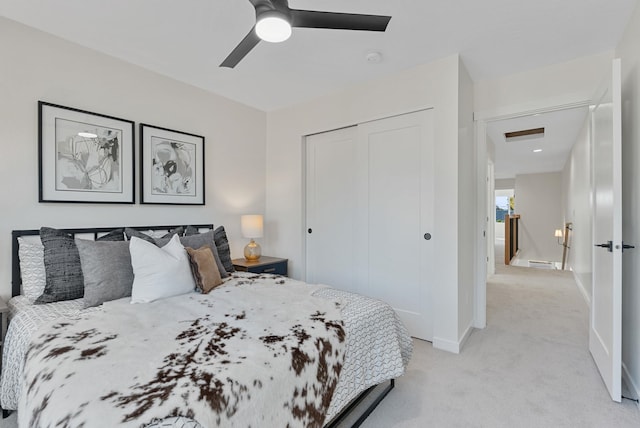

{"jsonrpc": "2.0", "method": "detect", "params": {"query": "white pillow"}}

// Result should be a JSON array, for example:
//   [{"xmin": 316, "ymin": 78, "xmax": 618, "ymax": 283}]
[
  {"xmin": 130, "ymin": 234, "xmax": 196, "ymax": 303},
  {"xmin": 17, "ymin": 237, "xmax": 46, "ymax": 301}
]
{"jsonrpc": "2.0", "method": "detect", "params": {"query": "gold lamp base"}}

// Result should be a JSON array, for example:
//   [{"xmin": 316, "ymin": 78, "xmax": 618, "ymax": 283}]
[{"xmin": 244, "ymin": 239, "xmax": 261, "ymax": 261}]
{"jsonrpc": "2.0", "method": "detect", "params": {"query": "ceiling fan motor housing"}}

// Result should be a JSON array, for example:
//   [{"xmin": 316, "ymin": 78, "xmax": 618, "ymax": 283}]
[{"xmin": 253, "ymin": 0, "xmax": 291, "ymax": 20}]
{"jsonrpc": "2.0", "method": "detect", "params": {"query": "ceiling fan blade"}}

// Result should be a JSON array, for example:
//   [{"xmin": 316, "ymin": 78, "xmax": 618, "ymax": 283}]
[
  {"xmin": 290, "ymin": 9, "xmax": 391, "ymax": 31},
  {"xmin": 220, "ymin": 27, "xmax": 261, "ymax": 68}
]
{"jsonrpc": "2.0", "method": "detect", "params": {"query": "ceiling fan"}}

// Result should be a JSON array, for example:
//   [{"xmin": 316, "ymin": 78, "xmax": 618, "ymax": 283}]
[{"xmin": 220, "ymin": 0, "xmax": 392, "ymax": 68}]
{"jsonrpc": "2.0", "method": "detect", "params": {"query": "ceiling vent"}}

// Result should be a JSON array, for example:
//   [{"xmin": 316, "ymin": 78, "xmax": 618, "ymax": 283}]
[{"xmin": 504, "ymin": 127, "xmax": 545, "ymax": 142}]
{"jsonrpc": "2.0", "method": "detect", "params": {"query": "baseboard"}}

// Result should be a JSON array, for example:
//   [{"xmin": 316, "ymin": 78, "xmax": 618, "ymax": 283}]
[
  {"xmin": 572, "ymin": 271, "xmax": 591, "ymax": 307},
  {"xmin": 433, "ymin": 323, "xmax": 474, "ymax": 354},
  {"xmin": 622, "ymin": 361, "xmax": 640, "ymax": 408}
]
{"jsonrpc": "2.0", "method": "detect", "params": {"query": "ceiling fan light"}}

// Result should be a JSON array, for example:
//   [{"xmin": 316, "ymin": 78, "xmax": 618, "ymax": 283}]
[{"xmin": 255, "ymin": 12, "xmax": 291, "ymax": 43}]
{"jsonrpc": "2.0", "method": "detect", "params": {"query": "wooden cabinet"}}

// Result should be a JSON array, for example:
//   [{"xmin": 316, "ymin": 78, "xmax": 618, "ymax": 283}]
[{"xmin": 232, "ymin": 256, "xmax": 288, "ymax": 276}]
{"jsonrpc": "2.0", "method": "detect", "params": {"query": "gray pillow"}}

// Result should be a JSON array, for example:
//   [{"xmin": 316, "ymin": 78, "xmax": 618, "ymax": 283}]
[
  {"xmin": 124, "ymin": 228, "xmax": 157, "ymax": 244},
  {"xmin": 124, "ymin": 227, "xmax": 182, "ymax": 243},
  {"xmin": 36, "ymin": 227, "xmax": 84, "ymax": 304},
  {"xmin": 77, "ymin": 240, "xmax": 134, "ymax": 308},
  {"xmin": 156, "ymin": 230, "xmax": 229, "ymax": 278},
  {"xmin": 96, "ymin": 228, "xmax": 125, "ymax": 241},
  {"xmin": 214, "ymin": 226, "xmax": 234, "ymax": 273}
]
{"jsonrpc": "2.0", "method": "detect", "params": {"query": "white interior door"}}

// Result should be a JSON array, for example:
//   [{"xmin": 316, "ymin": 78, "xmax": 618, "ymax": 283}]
[
  {"xmin": 305, "ymin": 127, "xmax": 358, "ymax": 292},
  {"xmin": 590, "ymin": 58, "xmax": 622, "ymax": 402},
  {"xmin": 357, "ymin": 110, "xmax": 434, "ymax": 340}
]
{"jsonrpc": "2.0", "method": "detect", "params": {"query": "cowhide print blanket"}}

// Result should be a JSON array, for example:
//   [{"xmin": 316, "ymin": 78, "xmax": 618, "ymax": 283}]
[{"xmin": 19, "ymin": 276, "xmax": 346, "ymax": 428}]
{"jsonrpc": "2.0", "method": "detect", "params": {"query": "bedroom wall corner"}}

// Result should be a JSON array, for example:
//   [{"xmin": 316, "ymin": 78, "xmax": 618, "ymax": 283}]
[
  {"xmin": 0, "ymin": 17, "xmax": 267, "ymax": 301},
  {"xmin": 457, "ymin": 56, "xmax": 476, "ymax": 344}
]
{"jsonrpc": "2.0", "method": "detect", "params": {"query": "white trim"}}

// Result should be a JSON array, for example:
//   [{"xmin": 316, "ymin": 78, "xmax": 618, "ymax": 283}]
[
  {"xmin": 432, "ymin": 324, "xmax": 474, "ymax": 354},
  {"xmin": 623, "ymin": 362, "xmax": 640, "ymax": 407},
  {"xmin": 474, "ymin": 120, "xmax": 487, "ymax": 329},
  {"xmin": 572, "ymin": 270, "xmax": 591, "ymax": 307},
  {"xmin": 474, "ymin": 93, "xmax": 593, "ymax": 122}
]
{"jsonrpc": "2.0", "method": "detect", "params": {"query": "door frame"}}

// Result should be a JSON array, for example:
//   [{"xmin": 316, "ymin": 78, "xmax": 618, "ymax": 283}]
[{"xmin": 473, "ymin": 96, "xmax": 593, "ymax": 329}]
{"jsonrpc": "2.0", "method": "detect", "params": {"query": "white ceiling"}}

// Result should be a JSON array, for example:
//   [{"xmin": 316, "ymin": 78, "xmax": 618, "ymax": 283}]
[
  {"xmin": 487, "ymin": 107, "xmax": 590, "ymax": 179},
  {"xmin": 1, "ymin": 0, "xmax": 635, "ymax": 178},
  {"xmin": 0, "ymin": 0, "xmax": 636, "ymax": 112}
]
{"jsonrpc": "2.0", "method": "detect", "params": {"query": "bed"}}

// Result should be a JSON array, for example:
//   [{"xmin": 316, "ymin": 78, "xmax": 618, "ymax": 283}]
[{"xmin": 1, "ymin": 224, "xmax": 412, "ymax": 427}]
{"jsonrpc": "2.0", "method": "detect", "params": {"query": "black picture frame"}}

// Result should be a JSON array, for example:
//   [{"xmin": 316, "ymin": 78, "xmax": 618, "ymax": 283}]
[
  {"xmin": 38, "ymin": 101, "xmax": 135, "ymax": 204},
  {"xmin": 139, "ymin": 123, "xmax": 205, "ymax": 205}
]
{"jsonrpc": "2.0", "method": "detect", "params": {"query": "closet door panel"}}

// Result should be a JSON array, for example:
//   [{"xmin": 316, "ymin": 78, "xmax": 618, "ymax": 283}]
[
  {"xmin": 358, "ymin": 110, "xmax": 434, "ymax": 340},
  {"xmin": 305, "ymin": 127, "xmax": 357, "ymax": 292}
]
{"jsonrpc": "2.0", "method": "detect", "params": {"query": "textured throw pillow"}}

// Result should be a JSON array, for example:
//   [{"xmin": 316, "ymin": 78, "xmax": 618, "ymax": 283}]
[
  {"xmin": 130, "ymin": 235, "xmax": 196, "ymax": 303},
  {"xmin": 186, "ymin": 246, "xmax": 223, "ymax": 293},
  {"xmin": 155, "ymin": 230, "xmax": 229, "ymax": 279},
  {"xmin": 184, "ymin": 225, "xmax": 201, "ymax": 236},
  {"xmin": 96, "ymin": 228, "xmax": 125, "ymax": 241},
  {"xmin": 36, "ymin": 227, "xmax": 84, "ymax": 304},
  {"xmin": 17, "ymin": 237, "xmax": 46, "ymax": 301},
  {"xmin": 77, "ymin": 240, "xmax": 134, "ymax": 308},
  {"xmin": 124, "ymin": 227, "xmax": 183, "ymax": 242},
  {"xmin": 214, "ymin": 226, "xmax": 235, "ymax": 273},
  {"xmin": 124, "ymin": 228, "xmax": 157, "ymax": 244}
]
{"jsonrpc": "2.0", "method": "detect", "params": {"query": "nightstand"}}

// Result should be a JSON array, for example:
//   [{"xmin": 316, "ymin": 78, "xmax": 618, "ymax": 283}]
[{"xmin": 232, "ymin": 256, "xmax": 288, "ymax": 276}]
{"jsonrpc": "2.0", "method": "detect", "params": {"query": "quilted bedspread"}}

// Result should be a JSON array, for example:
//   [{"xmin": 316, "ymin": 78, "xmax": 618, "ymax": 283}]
[{"xmin": 18, "ymin": 276, "xmax": 346, "ymax": 428}]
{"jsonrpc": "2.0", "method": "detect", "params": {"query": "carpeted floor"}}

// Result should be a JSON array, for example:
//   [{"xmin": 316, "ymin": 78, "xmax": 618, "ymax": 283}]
[
  {"xmin": 3, "ymin": 264, "xmax": 639, "ymax": 427},
  {"xmin": 355, "ymin": 264, "xmax": 640, "ymax": 427}
]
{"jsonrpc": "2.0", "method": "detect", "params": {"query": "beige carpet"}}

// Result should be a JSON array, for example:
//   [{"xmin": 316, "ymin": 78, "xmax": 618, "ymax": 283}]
[
  {"xmin": 3, "ymin": 265, "xmax": 639, "ymax": 427},
  {"xmin": 354, "ymin": 264, "xmax": 640, "ymax": 427}
]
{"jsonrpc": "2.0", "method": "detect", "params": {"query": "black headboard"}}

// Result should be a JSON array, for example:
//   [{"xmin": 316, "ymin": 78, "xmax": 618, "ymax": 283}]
[{"xmin": 11, "ymin": 224, "xmax": 214, "ymax": 298}]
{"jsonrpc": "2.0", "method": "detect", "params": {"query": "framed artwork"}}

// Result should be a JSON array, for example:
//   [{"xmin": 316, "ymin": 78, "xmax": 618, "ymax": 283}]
[
  {"xmin": 38, "ymin": 101, "xmax": 135, "ymax": 203},
  {"xmin": 140, "ymin": 124, "xmax": 205, "ymax": 205}
]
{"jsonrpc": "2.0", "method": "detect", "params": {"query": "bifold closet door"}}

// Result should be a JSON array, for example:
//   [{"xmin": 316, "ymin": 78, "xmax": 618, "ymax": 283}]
[
  {"xmin": 357, "ymin": 110, "xmax": 434, "ymax": 340},
  {"xmin": 305, "ymin": 127, "xmax": 358, "ymax": 293}
]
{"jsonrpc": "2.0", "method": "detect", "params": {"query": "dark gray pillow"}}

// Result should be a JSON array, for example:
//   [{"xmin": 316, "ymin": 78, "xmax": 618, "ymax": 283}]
[
  {"xmin": 124, "ymin": 227, "xmax": 182, "ymax": 243},
  {"xmin": 36, "ymin": 227, "xmax": 84, "ymax": 304},
  {"xmin": 96, "ymin": 228, "xmax": 125, "ymax": 241},
  {"xmin": 124, "ymin": 228, "xmax": 156, "ymax": 244},
  {"xmin": 214, "ymin": 226, "xmax": 234, "ymax": 273},
  {"xmin": 184, "ymin": 225, "xmax": 200, "ymax": 236},
  {"xmin": 156, "ymin": 230, "xmax": 229, "ymax": 278},
  {"xmin": 77, "ymin": 240, "xmax": 134, "ymax": 308}
]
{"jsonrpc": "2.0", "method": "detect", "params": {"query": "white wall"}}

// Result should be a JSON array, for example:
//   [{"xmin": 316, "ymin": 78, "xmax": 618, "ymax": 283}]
[
  {"xmin": 458, "ymin": 58, "xmax": 475, "ymax": 341},
  {"xmin": 0, "ymin": 18, "xmax": 267, "ymax": 301},
  {"xmin": 495, "ymin": 179, "xmax": 515, "ymax": 190},
  {"xmin": 266, "ymin": 55, "xmax": 472, "ymax": 352},
  {"xmin": 616, "ymin": 0, "xmax": 640, "ymax": 405},
  {"xmin": 561, "ymin": 117, "xmax": 592, "ymax": 300},
  {"xmin": 514, "ymin": 172, "xmax": 563, "ymax": 263},
  {"xmin": 475, "ymin": 52, "xmax": 613, "ymax": 116}
]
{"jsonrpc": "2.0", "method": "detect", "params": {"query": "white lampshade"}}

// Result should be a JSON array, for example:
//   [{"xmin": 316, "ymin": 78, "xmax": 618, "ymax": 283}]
[
  {"xmin": 241, "ymin": 215, "xmax": 264, "ymax": 238},
  {"xmin": 255, "ymin": 11, "xmax": 292, "ymax": 43},
  {"xmin": 554, "ymin": 229, "xmax": 563, "ymax": 238}
]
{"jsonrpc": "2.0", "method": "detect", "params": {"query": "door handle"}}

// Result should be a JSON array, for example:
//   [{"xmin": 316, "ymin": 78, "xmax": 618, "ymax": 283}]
[
  {"xmin": 595, "ymin": 241, "xmax": 613, "ymax": 252},
  {"xmin": 622, "ymin": 242, "xmax": 635, "ymax": 252}
]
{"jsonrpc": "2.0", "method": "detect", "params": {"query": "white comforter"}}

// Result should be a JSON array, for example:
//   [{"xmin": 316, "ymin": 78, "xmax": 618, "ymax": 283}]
[{"xmin": 1, "ymin": 273, "xmax": 412, "ymax": 426}]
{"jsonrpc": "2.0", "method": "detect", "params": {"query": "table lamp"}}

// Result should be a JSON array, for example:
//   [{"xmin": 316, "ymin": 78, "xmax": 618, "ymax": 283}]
[{"xmin": 241, "ymin": 214, "xmax": 263, "ymax": 261}]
